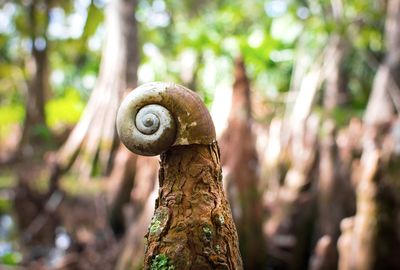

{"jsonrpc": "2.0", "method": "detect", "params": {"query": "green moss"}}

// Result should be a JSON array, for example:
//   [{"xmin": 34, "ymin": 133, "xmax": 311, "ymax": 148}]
[
  {"xmin": 148, "ymin": 207, "xmax": 170, "ymax": 236},
  {"xmin": 202, "ymin": 225, "xmax": 213, "ymax": 241},
  {"xmin": 217, "ymin": 215, "xmax": 224, "ymax": 225},
  {"xmin": 149, "ymin": 219, "xmax": 162, "ymax": 235},
  {"xmin": 150, "ymin": 254, "xmax": 174, "ymax": 270}
]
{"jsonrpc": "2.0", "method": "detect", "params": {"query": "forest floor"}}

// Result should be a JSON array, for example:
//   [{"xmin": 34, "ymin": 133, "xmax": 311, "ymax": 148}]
[{"xmin": 0, "ymin": 158, "xmax": 120, "ymax": 270}]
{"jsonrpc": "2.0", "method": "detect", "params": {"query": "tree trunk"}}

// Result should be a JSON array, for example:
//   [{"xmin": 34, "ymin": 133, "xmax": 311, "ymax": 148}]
[
  {"xmin": 364, "ymin": 0, "xmax": 400, "ymax": 125},
  {"xmin": 309, "ymin": 121, "xmax": 355, "ymax": 270},
  {"xmin": 113, "ymin": 155, "xmax": 159, "ymax": 268},
  {"xmin": 143, "ymin": 142, "xmax": 243, "ymax": 270},
  {"xmin": 265, "ymin": 116, "xmax": 319, "ymax": 270},
  {"xmin": 323, "ymin": 36, "xmax": 348, "ymax": 111},
  {"xmin": 115, "ymin": 180, "xmax": 157, "ymax": 270},
  {"xmin": 219, "ymin": 57, "xmax": 265, "ymax": 269},
  {"xmin": 337, "ymin": 2, "xmax": 400, "ymax": 266},
  {"xmin": 106, "ymin": 145, "xmax": 137, "ymax": 236},
  {"xmin": 337, "ymin": 148, "xmax": 400, "ymax": 270},
  {"xmin": 17, "ymin": 0, "xmax": 51, "ymax": 159},
  {"xmin": 49, "ymin": 0, "xmax": 139, "ymax": 183}
]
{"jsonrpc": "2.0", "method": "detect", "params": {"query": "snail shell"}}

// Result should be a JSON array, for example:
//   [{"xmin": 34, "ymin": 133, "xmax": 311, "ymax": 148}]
[{"xmin": 116, "ymin": 82, "xmax": 216, "ymax": 156}]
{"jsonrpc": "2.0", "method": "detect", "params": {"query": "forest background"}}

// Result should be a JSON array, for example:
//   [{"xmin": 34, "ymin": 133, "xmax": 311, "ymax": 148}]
[{"xmin": 0, "ymin": 0, "xmax": 400, "ymax": 269}]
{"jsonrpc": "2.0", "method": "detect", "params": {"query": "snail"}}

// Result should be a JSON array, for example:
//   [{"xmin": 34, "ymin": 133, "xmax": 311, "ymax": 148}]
[{"xmin": 116, "ymin": 82, "xmax": 216, "ymax": 156}]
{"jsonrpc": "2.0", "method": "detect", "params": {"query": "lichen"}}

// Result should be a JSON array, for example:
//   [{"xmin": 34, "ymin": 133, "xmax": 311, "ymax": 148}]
[
  {"xmin": 218, "ymin": 215, "xmax": 224, "ymax": 225},
  {"xmin": 149, "ymin": 206, "xmax": 170, "ymax": 236},
  {"xmin": 203, "ymin": 225, "xmax": 213, "ymax": 241},
  {"xmin": 213, "ymin": 213, "xmax": 225, "ymax": 226},
  {"xmin": 149, "ymin": 219, "xmax": 162, "ymax": 235},
  {"xmin": 150, "ymin": 254, "xmax": 175, "ymax": 270}
]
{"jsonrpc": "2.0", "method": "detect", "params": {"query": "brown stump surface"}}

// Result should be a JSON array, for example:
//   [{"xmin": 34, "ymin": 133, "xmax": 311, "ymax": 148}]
[{"xmin": 143, "ymin": 142, "xmax": 243, "ymax": 270}]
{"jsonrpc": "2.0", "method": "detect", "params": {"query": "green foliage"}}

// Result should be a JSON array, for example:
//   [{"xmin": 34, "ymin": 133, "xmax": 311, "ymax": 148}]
[
  {"xmin": 0, "ymin": 105, "xmax": 24, "ymax": 141},
  {"xmin": 0, "ymin": 197, "xmax": 12, "ymax": 212},
  {"xmin": 150, "ymin": 254, "xmax": 174, "ymax": 270},
  {"xmin": 0, "ymin": 0, "xmax": 392, "ymax": 146},
  {"xmin": 0, "ymin": 251, "xmax": 22, "ymax": 265},
  {"xmin": 45, "ymin": 89, "xmax": 85, "ymax": 128}
]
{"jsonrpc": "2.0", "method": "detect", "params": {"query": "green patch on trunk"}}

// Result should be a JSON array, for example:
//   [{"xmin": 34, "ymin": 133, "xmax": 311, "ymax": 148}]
[{"xmin": 150, "ymin": 254, "xmax": 174, "ymax": 270}]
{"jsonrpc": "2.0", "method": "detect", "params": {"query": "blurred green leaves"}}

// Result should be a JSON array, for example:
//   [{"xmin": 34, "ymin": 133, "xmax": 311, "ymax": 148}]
[
  {"xmin": 0, "ymin": 0, "xmax": 391, "ymax": 145},
  {"xmin": 46, "ymin": 89, "xmax": 85, "ymax": 128}
]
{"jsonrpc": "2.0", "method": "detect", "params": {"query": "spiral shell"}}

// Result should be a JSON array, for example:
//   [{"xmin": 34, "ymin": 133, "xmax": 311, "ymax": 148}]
[{"xmin": 116, "ymin": 82, "xmax": 216, "ymax": 156}]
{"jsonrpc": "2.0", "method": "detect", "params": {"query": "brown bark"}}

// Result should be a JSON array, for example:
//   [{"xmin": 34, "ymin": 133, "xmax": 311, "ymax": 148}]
[
  {"xmin": 49, "ymin": 0, "xmax": 139, "ymax": 183},
  {"xmin": 219, "ymin": 57, "xmax": 265, "ymax": 269},
  {"xmin": 365, "ymin": 0, "xmax": 400, "ymax": 125},
  {"xmin": 143, "ymin": 142, "xmax": 243, "ymax": 270}
]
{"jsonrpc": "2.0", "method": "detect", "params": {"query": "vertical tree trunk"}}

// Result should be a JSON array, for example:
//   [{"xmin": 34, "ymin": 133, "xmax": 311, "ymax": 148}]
[
  {"xmin": 49, "ymin": 0, "xmax": 139, "ymax": 184},
  {"xmin": 337, "ymin": 3, "xmax": 400, "ymax": 267},
  {"xmin": 219, "ymin": 57, "xmax": 265, "ymax": 269},
  {"xmin": 17, "ymin": 0, "xmax": 51, "ymax": 159},
  {"xmin": 337, "ymin": 148, "xmax": 400, "ymax": 270},
  {"xmin": 143, "ymin": 143, "xmax": 242, "ymax": 270},
  {"xmin": 265, "ymin": 116, "xmax": 319, "ymax": 270},
  {"xmin": 323, "ymin": 36, "xmax": 348, "ymax": 111},
  {"xmin": 106, "ymin": 146, "xmax": 137, "ymax": 236},
  {"xmin": 309, "ymin": 121, "xmax": 355, "ymax": 270},
  {"xmin": 364, "ymin": 0, "xmax": 400, "ymax": 125},
  {"xmin": 114, "ymin": 156, "xmax": 159, "ymax": 270}
]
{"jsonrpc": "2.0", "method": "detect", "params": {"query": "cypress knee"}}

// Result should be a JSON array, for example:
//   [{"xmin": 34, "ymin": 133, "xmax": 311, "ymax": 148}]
[{"xmin": 116, "ymin": 82, "xmax": 243, "ymax": 269}]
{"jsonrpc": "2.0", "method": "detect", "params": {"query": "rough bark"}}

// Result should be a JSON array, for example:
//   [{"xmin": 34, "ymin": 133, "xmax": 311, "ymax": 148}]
[
  {"xmin": 219, "ymin": 57, "xmax": 265, "ymax": 269},
  {"xmin": 49, "ymin": 0, "xmax": 139, "ymax": 183},
  {"xmin": 143, "ymin": 142, "xmax": 243, "ymax": 270},
  {"xmin": 364, "ymin": 0, "xmax": 400, "ymax": 125}
]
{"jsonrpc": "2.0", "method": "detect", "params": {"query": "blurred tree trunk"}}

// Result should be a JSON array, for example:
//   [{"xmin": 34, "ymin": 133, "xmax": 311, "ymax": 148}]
[
  {"xmin": 323, "ymin": 36, "xmax": 348, "ymax": 112},
  {"xmin": 264, "ymin": 116, "xmax": 319, "ymax": 270},
  {"xmin": 49, "ymin": 0, "xmax": 139, "ymax": 187},
  {"xmin": 16, "ymin": 0, "xmax": 51, "ymax": 159},
  {"xmin": 106, "ymin": 146, "xmax": 137, "ymax": 236},
  {"xmin": 309, "ymin": 12, "xmax": 355, "ymax": 265},
  {"xmin": 115, "ymin": 156, "xmax": 159, "ymax": 270},
  {"xmin": 219, "ymin": 57, "xmax": 265, "ymax": 269},
  {"xmin": 337, "ymin": 149, "xmax": 400, "ymax": 270},
  {"xmin": 309, "ymin": 121, "xmax": 355, "ymax": 270},
  {"xmin": 364, "ymin": 0, "xmax": 400, "ymax": 125},
  {"xmin": 337, "ymin": 2, "xmax": 400, "ymax": 268}
]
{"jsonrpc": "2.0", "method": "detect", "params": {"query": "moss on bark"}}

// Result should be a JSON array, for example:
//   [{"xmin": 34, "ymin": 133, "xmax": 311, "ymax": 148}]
[{"xmin": 143, "ymin": 142, "xmax": 243, "ymax": 270}]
